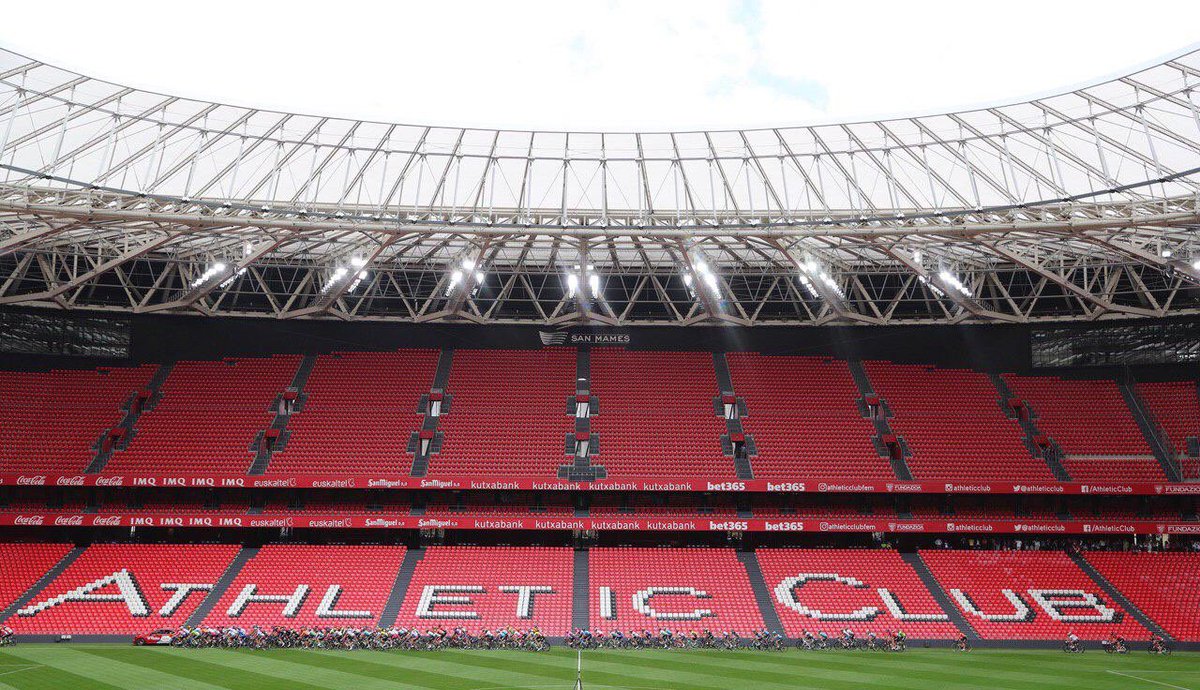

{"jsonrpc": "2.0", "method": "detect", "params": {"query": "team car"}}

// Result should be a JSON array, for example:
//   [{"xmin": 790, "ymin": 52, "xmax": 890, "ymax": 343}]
[{"xmin": 133, "ymin": 629, "xmax": 175, "ymax": 646}]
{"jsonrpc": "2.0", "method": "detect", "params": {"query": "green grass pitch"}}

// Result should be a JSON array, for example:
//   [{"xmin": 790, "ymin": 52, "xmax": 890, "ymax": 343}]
[{"xmin": 0, "ymin": 645, "xmax": 1196, "ymax": 689}]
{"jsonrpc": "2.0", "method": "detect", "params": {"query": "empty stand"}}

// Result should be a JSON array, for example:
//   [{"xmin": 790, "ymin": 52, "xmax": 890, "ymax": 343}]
[
  {"xmin": 0, "ymin": 543, "xmax": 72, "ymax": 613},
  {"xmin": 8, "ymin": 544, "xmax": 238, "ymax": 634},
  {"xmin": 757, "ymin": 548, "xmax": 960, "ymax": 638},
  {"xmin": 920, "ymin": 550, "xmax": 1149, "ymax": 640},
  {"xmin": 429, "ymin": 349, "xmax": 576, "ymax": 477},
  {"xmin": 0, "ymin": 365, "xmax": 156, "ymax": 473},
  {"xmin": 1084, "ymin": 551, "xmax": 1200, "ymax": 641},
  {"xmin": 1004, "ymin": 374, "xmax": 1164, "ymax": 481},
  {"xmin": 393, "ymin": 546, "xmax": 573, "ymax": 634},
  {"xmin": 267, "ymin": 350, "xmax": 439, "ymax": 474},
  {"xmin": 202, "ymin": 544, "xmax": 406, "ymax": 628},
  {"xmin": 726, "ymin": 354, "xmax": 892, "ymax": 479},
  {"xmin": 105, "ymin": 356, "xmax": 300, "ymax": 475},
  {"xmin": 1137, "ymin": 381, "xmax": 1200, "ymax": 459},
  {"xmin": 589, "ymin": 548, "xmax": 763, "ymax": 633},
  {"xmin": 867, "ymin": 362, "xmax": 1051, "ymax": 481}
]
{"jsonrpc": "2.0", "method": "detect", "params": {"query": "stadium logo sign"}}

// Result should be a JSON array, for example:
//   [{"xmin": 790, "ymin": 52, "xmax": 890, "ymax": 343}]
[
  {"xmin": 885, "ymin": 483, "xmax": 922, "ymax": 493},
  {"xmin": 766, "ymin": 482, "xmax": 806, "ymax": 492},
  {"xmin": 14, "ymin": 515, "xmax": 44, "ymax": 525},
  {"xmin": 91, "ymin": 515, "xmax": 123, "ymax": 526},
  {"xmin": 1161, "ymin": 484, "xmax": 1200, "ymax": 494},
  {"xmin": 538, "ymin": 330, "xmax": 632, "ymax": 346},
  {"xmin": 311, "ymin": 478, "xmax": 355, "ymax": 489},
  {"xmin": 54, "ymin": 515, "xmax": 84, "ymax": 526},
  {"xmin": 706, "ymin": 481, "xmax": 746, "ymax": 492},
  {"xmin": 367, "ymin": 479, "xmax": 408, "ymax": 489},
  {"xmin": 56, "ymin": 476, "xmax": 87, "ymax": 486},
  {"xmin": 17, "ymin": 475, "xmax": 47, "ymax": 485},
  {"xmin": 764, "ymin": 521, "xmax": 805, "ymax": 531},
  {"xmin": 94, "ymin": 476, "xmax": 125, "ymax": 486}
]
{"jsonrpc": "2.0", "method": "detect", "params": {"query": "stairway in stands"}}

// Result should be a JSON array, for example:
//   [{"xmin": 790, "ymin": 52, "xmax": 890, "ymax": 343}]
[
  {"xmin": 409, "ymin": 350, "xmax": 453, "ymax": 477},
  {"xmin": 898, "ymin": 550, "xmax": 979, "ymax": 640},
  {"xmin": 184, "ymin": 546, "xmax": 257, "ymax": 627},
  {"xmin": 738, "ymin": 551, "xmax": 783, "ymax": 634},
  {"xmin": 988, "ymin": 373, "xmax": 1071, "ymax": 481},
  {"xmin": 714, "ymin": 353, "xmax": 755, "ymax": 479},
  {"xmin": 86, "ymin": 363, "xmax": 174, "ymax": 473},
  {"xmin": 248, "ymin": 355, "xmax": 318, "ymax": 475},
  {"xmin": 379, "ymin": 548, "xmax": 425, "ymax": 627},
  {"xmin": 1067, "ymin": 550, "xmax": 1172, "ymax": 641},
  {"xmin": 572, "ymin": 549, "xmax": 589, "ymax": 631},
  {"xmin": 1119, "ymin": 382, "xmax": 1183, "ymax": 482},
  {"xmin": 560, "ymin": 348, "xmax": 606, "ymax": 481},
  {"xmin": 0, "ymin": 546, "xmax": 85, "ymax": 624},
  {"xmin": 846, "ymin": 360, "xmax": 914, "ymax": 480}
]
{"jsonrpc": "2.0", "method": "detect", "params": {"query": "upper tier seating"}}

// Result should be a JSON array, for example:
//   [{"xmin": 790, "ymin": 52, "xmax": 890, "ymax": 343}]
[
  {"xmin": 8, "ymin": 543, "xmax": 238, "ymax": 634},
  {"xmin": 0, "ymin": 542, "xmax": 71, "ymax": 611},
  {"xmin": 1084, "ymin": 551, "xmax": 1200, "ymax": 641},
  {"xmin": 1003, "ymin": 374, "xmax": 1163, "ymax": 481},
  {"xmin": 920, "ymin": 550, "xmax": 1149, "ymax": 640},
  {"xmin": 430, "ymin": 349, "xmax": 575, "ymax": 477},
  {"xmin": 866, "ymin": 362, "xmax": 1051, "ymax": 480},
  {"xmin": 106, "ymin": 356, "xmax": 299, "ymax": 474},
  {"xmin": 1136, "ymin": 381, "xmax": 1200, "ymax": 458},
  {"xmin": 202, "ymin": 544, "xmax": 406, "ymax": 628},
  {"xmin": 393, "ymin": 546, "xmax": 573, "ymax": 635},
  {"xmin": 757, "ymin": 548, "xmax": 959, "ymax": 638},
  {"xmin": 268, "ymin": 350, "xmax": 439, "ymax": 474},
  {"xmin": 0, "ymin": 365, "xmax": 155, "ymax": 472},
  {"xmin": 589, "ymin": 548, "xmax": 763, "ymax": 633},
  {"xmin": 589, "ymin": 350, "xmax": 731, "ymax": 478},
  {"xmin": 726, "ymin": 354, "xmax": 892, "ymax": 479}
]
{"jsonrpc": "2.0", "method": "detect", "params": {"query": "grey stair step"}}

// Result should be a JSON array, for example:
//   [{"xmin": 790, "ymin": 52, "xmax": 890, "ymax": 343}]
[
  {"xmin": 248, "ymin": 355, "xmax": 317, "ymax": 476},
  {"xmin": 184, "ymin": 546, "xmax": 257, "ymax": 627},
  {"xmin": 0, "ymin": 546, "xmax": 87, "ymax": 624},
  {"xmin": 87, "ymin": 362, "xmax": 175, "ymax": 474},
  {"xmin": 899, "ymin": 550, "xmax": 979, "ymax": 640},
  {"xmin": 379, "ymin": 548, "xmax": 425, "ymax": 627},
  {"xmin": 1119, "ymin": 381, "xmax": 1182, "ymax": 482},
  {"xmin": 1067, "ymin": 550, "xmax": 1172, "ymax": 640},
  {"xmin": 737, "ymin": 551, "xmax": 784, "ymax": 635},
  {"xmin": 987, "ymin": 372, "xmax": 1071, "ymax": 481}
]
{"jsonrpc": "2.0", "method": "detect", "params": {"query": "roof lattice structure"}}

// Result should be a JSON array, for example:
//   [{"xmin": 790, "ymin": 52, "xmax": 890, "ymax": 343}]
[{"xmin": 1, "ymin": 46, "xmax": 1199, "ymax": 325}]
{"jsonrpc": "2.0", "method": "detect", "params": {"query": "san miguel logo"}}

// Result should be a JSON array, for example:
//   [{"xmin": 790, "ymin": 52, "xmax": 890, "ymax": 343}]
[{"xmin": 539, "ymin": 330, "xmax": 631, "ymax": 346}]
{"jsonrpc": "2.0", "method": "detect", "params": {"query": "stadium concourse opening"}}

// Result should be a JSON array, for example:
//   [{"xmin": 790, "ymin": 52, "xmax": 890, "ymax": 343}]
[{"xmin": 3, "ymin": 35, "xmax": 1200, "ymax": 688}]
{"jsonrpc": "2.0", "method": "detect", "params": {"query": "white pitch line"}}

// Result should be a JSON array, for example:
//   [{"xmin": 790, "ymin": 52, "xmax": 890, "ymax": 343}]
[
  {"xmin": 1107, "ymin": 670, "xmax": 1195, "ymax": 690},
  {"xmin": 0, "ymin": 665, "xmax": 41, "ymax": 678}
]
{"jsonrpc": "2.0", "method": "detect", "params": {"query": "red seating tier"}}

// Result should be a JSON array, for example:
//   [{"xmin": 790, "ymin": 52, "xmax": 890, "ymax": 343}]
[
  {"xmin": 1084, "ymin": 551, "xmax": 1200, "ymax": 641},
  {"xmin": 1003, "ymin": 374, "xmax": 1154, "ymax": 459},
  {"xmin": 430, "ymin": 349, "xmax": 575, "ymax": 477},
  {"xmin": 757, "ymin": 548, "xmax": 959, "ymax": 638},
  {"xmin": 8, "ymin": 543, "xmax": 238, "ymax": 634},
  {"xmin": 0, "ymin": 542, "xmax": 71, "ymax": 611},
  {"xmin": 866, "ymin": 362, "xmax": 1051, "ymax": 481},
  {"xmin": 393, "ymin": 546, "xmax": 572, "ymax": 634},
  {"xmin": 1136, "ymin": 381, "xmax": 1200, "ymax": 458},
  {"xmin": 727, "ymin": 354, "xmax": 892, "ymax": 480},
  {"xmin": 0, "ymin": 365, "xmax": 156, "ymax": 472},
  {"xmin": 920, "ymin": 550, "xmax": 1149, "ymax": 640},
  {"xmin": 106, "ymin": 356, "xmax": 299, "ymax": 474},
  {"xmin": 589, "ymin": 548, "xmax": 763, "ymax": 633},
  {"xmin": 268, "ymin": 350, "xmax": 439, "ymax": 474},
  {"xmin": 202, "ymin": 544, "xmax": 406, "ymax": 628}
]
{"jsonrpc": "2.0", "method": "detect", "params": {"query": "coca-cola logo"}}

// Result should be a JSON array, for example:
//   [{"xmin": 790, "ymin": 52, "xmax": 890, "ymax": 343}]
[
  {"xmin": 94, "ymin": 476, "xmax": 125, "ymax": 486},
  {"xmin": 54, "ymin": 515, "xmax": 84, "ymax": 526},
  {"xmin": 17, "ymin": 475, "xmax": 46, "ymax": 486},
  {"xmin": 14, "ymin": 515, "xmax": 44, "ymax": 525},
  {"xmin": 56, "ymin": 476, "xmax": 86, "ymax": 486},
  {"xmin": 90, "ymin": 515, "xmax": 123, "ymax": 526}
]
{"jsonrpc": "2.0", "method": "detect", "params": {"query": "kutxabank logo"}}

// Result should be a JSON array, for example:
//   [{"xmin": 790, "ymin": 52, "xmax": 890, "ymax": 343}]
[{"xmin": 539, "ymin": 330, "xmax": 569, "ymax": 346}]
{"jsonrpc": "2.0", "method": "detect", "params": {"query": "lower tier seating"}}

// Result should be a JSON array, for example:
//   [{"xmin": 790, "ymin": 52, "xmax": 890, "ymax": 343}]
[
  {"xmin": 589, "ymin": 548, "xmax": 763, "ymax": 634},
  {"xmin": 202, "ymin": 544, "xmax": 406, "ymax": 629},
  {"xmin": 0, "ymin": 543, "xmax": 72, "ymax": 611},
  {"xmin": 920, "ymin": 550, "xmax": 1149, "ymax": 640},
  {"xmin": 1084, "ymin": 552, "xmax": 1200, "ymax": 641},
  {"xmin": 8, "ymin": 543, "xmax": 239, "ymax": 634},
  {"xmin": 756, "ymin": 548, "xmax": 960, "ymax": 639},
  {"xmin": 393, "ymin": 546, "xmax": 573, "ymax": 635}
]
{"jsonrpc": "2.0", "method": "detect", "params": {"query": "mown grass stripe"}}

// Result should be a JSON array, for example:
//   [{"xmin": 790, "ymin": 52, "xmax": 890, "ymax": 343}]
[
  {"xmin": 0, "ymin": 647, "xmax": 163, "ymax": 690},
  {"xmin": 75, "ymin": 647, "xmax": 327, "ymax": 690}
]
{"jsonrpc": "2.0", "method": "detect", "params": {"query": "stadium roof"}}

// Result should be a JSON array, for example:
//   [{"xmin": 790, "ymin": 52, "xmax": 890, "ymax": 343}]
[{"xmin": 1, "ymin": 46, "xmax": 1199, "ymax": 326}]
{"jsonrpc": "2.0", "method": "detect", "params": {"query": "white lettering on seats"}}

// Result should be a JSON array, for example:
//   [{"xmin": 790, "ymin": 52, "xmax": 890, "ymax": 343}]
[
  {"xmin": 599, "ymin": 586, "xmax": 616, "ymax": 620},
  {"xmin": 631, "ymin": 587, "xmax": 714, "ymax": 621},
  {"xmin": 226, "ymin": 584, "xmax": 309, "ymax": 617},
  {"xmin": 416, "ymin": 585, "xmax": 483, "ymax": 619},
  {"xmin": 18, "ymin": 569, "xmax": 149, "ymax": 617},
  {"xmin": 315, "ymin": 585, "xmax": 372, "ymax": 619},
  {"xmin": 498, "ymin": 586, "xmax": 553, "ymax": 619},
  {"xmin": 876, "ymin": 588, "xmax": 949, "ymax": 621},
  {"xmin": 950, "ymin": 589, "xmax": 1033, "ymax": 622},
  {"xmin": 158, "ymin": 583, "xmax": 213, "ymax": 617},
  {"xmin": 773, "ymin": 574, "xmax": 877, "ymax": 621},
  {"xmin": 1027, "ymin": 589, "xmax": 1117, "ymax": 623}
]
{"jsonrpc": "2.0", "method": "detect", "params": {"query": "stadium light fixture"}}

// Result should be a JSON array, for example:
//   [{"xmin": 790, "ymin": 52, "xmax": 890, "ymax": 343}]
[
  {"xmin": 1162, "ymin": 249, "xmax": 1173, "ymax": 258},
  {"xmin": 567, "ymin": 273, "xmax": 580, "ymax": 298},
  {"xmin": 190, "ymin": 262, "xmax": 228, "ymax": 288},
  {"xmin": 938, "ymin": 269, "xmax": 973, "ymax": 297},
  {"xmin": 1193, "ymin": 259, "xmax": 1200, "ymax": 271}
]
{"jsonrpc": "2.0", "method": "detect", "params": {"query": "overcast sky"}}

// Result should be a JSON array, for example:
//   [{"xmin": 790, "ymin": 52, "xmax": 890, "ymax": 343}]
[{"xmin": 3, "ymin": 0, "xmax": 1199, "ymax": 131}]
